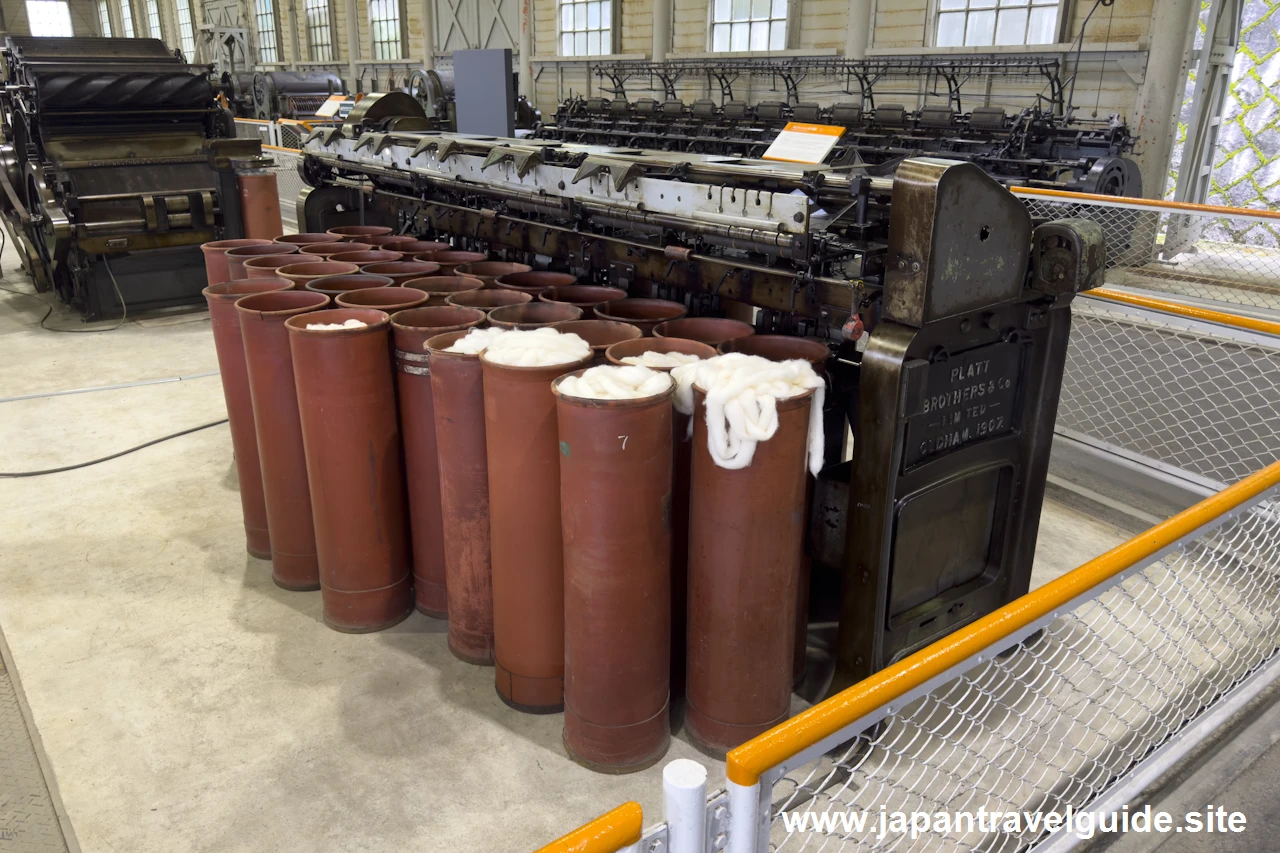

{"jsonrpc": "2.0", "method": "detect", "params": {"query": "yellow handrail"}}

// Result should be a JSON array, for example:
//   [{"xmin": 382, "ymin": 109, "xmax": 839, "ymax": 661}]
[
  {"xmin": 533, "ymin": 802, "xmax": 644, "ymax": 853},
  {"xmin": 1090, "ymin": 288, "xmax": 1280, "ymax": 337},
  {"xmin": 1011, "ymin": 186, "xmax": 1280, "ymax": 220},
  {"xmin": 725, "ymin": 459, "xmax": 1280, "ymax": 786}
]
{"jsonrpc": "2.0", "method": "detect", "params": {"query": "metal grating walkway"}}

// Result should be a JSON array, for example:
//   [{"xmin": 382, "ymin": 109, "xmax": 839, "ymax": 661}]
[{"xmin": 0, "ymin": 634, "xmax": 72, "ymax": 853}]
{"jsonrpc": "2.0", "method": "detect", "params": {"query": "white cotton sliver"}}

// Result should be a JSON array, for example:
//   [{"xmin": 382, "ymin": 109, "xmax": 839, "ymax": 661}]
[
  {"xmin": 444, "ymin": 326, "xmax": 509, "ymax": 354},
  {"xmin": 670, "ymin": 352, "xmax": 826, "ymax": 476},
  {"xmin": 558, "ymin": 365, "xmax": 673, "ymax": 400},
  {"xmin": 305, "ymin": 319, "xmax": 368, "ymax": 330},
  {"xmin": 481, "ymin": 327, "xmax": 592, "ymax": 367},
  {"xmin": 620, "ymin": 351, "xmax": 703, "ymax": 368}
]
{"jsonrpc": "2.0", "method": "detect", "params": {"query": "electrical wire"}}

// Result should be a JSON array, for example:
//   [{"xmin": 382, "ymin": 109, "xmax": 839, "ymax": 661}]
[
  {"xmin": 0, "ymin": 237, "xmax": 129, "ymax": 332},
  {"xmin": 0, "ymin": 419, "xmax": 228, "ymax": 478}
]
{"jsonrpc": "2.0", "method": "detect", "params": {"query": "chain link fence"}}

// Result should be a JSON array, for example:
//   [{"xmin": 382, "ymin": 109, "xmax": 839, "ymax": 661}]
[
  {"xmin": 1058, "ymin": 296, "xmax": 1280, "ymax": 487},
  {"xmin": 766, "ymin": 488, "xmax": 1280, "ymax": 852},
  {"xmin": 265, "ymin": 147, "xmax": 305, "ymax": 231},
  {"xmin": 1016, "ymin": 192, "xmax": 1280, "ymax": 313}
]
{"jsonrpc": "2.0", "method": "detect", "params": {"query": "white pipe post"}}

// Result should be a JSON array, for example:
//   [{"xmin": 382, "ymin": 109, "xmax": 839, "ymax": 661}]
[
  {"xmin": 844, "ymin": 0, "xmax": 873, "ymax": 59},
  {"xmin": 518, "ymin": 0, "xmax": 533, "ymax": 103},
  {"xmin": 421, "ymin": 0, "xmax": 434, "ymax": 70},
  {"xmin": 663, "ymin": 759, "xmax": 708, "ymax": 853},
  {"xmin": 726, "ymin": 780, "xmax": 760, "ymax": 853},
  {"xmin": 652, "ymin": 0, "xmax": 672, "ymax": 62}
]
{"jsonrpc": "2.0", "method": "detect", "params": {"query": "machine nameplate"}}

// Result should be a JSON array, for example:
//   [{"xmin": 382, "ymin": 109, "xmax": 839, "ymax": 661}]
[{"xmin": 904, "ymin": 342, "xmax": 1020, "ymax": 466}]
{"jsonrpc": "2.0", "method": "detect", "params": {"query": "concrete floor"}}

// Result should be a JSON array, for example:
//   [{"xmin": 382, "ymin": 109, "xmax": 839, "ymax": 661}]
[{"xmin": 0, "ymin": 246, "xmax": 1136, "ymax": 852}]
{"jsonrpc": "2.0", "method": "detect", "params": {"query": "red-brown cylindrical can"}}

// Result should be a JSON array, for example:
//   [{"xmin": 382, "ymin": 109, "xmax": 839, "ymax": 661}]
[
  {"xmin": 556, "ymin": 320, "xmax": 642, "ymax": 365},
  {"xmin": 420, "ymin": 250, "xmax": 487, "ymax": 275},
  {"xmin": 604, "ymin": 337, "xmax": 717, "ymax": 699},
  {"xmin": 652, "ymin": 317, "xmax": 755, "ymax": 347},
  {"xmin": 225, "ymin": 243, "xmax": 298, "ymax": 281},
  {"xmin": 482, "ymin": 349, "xmax": 593, "ymax": 712},
  {"xmin": 405, "ymin": 276, "xmax": 486, "ymax": 305},
  {"xmin": 539, "ymin": 285, "xmax": 627, "ymax": 313},
  {"xmin": 203, "ymin": 278, "xmax": 294, "ymax": 557},
  {"xmin": 555, "ymin": 371, "xmax": 673, "ymax": 772},
  {"xmin": 595, "ymin": 298, "xmax": 688, "ymax": 336},
  {"xmin": 389, "ymin": 308, "xmax": 485, "ymax": 618},
  {"xmin": 427, "ymin": 329, "xmax": 495, "ymax": 664},
  {"xmin": 487, "ymin": 302, "xmax": 582, "ymax": 330},
  {"xmin": 327, "ymin": 225, "xmax": 393, "ymax": 241},
  {"xmin": 300, "ymin": 242, "xmax": 374, "ymax": 259},
  {"xmin": 287, "ymin": 308, "xmax": 414, "ymax": 632},
  {"xmin": 245, "ymin": 252, "xmax": 311, "ymax": 279},
  {"xmin": 237, "ymin": 171, "xmax": 284, "ymax": 239},
  {"xmin": 202, "ymin": 238, "xmax": 272, "ymax": 285},
  {"xmin": 718, "ymin": 335, "xmax": 830, "ymax": 686},
  {"xmin": 685, "ymin": 386, "xmax": 814, "ymax": 754},
  {"xmin": 277, "ymin": 262, "xmax": 361, "ymax": 288},
  {"xmin": 445, "ymin": 289, "xmax": 531, "ymax": 313},
  {"xmin": 236, "ymin": 289, "xmax": 330, "ymax": 590},
  {"xmin": 394, "ymin": 240, "xmax": 451, "ymax": 256},
  {"xmin": 336, "ymin": 287, "xmax": 429, "ymax": 311},
  {"xmin": 453, "ymin": 261, "xmax": 531, "ymax": 288},
  {"xmin": 361, "ymin": 261, "xmax": 441, "ymax": 285},
  {"xmin": 275, "ymin": 233, "xmax": 343, "ymax": 248},
  {"xmin": 494, "ymin": 270, "xmax": 575, "ymax": 296},
  {"xmin": 329, "ymin": 250, "xmax": 405, "ymax": 267}
]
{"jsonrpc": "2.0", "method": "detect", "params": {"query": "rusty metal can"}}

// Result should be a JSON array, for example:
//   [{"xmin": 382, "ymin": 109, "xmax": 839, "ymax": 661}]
[
  {"xmin": 361, "ymin": 261, "xmax": 442, "ymax": 285},
  {"xmin": 554, "ymin": 370, "xmax": 673, "ymax": 772},
  {"xmin": 201, "ymin": 238, "xmax": 271, "ymax": 285},
  {"xmin": 336, "ymin": 287, "xmax": 429, "ymax": 312},
  {"xmin": 494, "ymin": 270, "xmax": 575, "ymax": 296},
  {"xmin": 445, "ymin": 289, "xmax": 532, "ymax": 313},
  {"xmin": 245, "ymin": 253, "xmax": 311, "ymax": 279},
  {"xmin": 327, "ymin": 225, "xmax": 393, "ymax": 241},
  {"xmin": 604, "ymin": 337, "xmax": 717, "ymax": 700},
  {"xmin": 287, "ymin": 308, "xmax": 414, "ymax": 632},
  {"xmin": 539, "ymin": 285, "xmax": 627, "ymax": 313},
  {"xmin": 203, "ymin": 278, "xmax": 295, "ymax": 557},
  {"xmin": 487, "ymin": 302, "xmax": 582, "ymax": 330},
  {"xmin": 236, "ymin": 289, "xmax": 330, "ymax": 590},
  {"xmin": 482, "ymin": 349, "xmax": 593, "ymax": 712},
  {"xmin": 236, "ymin": 171, "xmax": 284, "ymax": 239},
  {"xmin": 420, "ymin": 250, "xmax": 487, "ymax": 275},
  {"xmin": 426, "ymin": 329, "xmax": 495, "ymax": 664},
  {"xmin": 277, "ymin": 262, "xmax": 361, "ymax": 289},
  {"xmin": 652, "ymin": 317, "xmax": 755, "ymax": 347},
  {"xmin": 685, "ymin": 385, "xmax": 815, "ymax": 754},
  {"xmin": 453, "ymin": 261, "xmax": 532, "ymax": 288},
  {"xmin": 389, "ymin": 307, "xmax": 487, "ymax": 618},
  {"xmin": 225, "ymin": 243, "xmax": 299, "ymax": 281},
  {"xmin": 555, "ymin": 319, "xmax": 643, "ymax": 365},
  {"xmin": 404, "ymin": 276, "xmax": 485, "ymax": 305},
  {"xmin": 595, "ymin": 298, "xmax": 687, "ymax": 336}
]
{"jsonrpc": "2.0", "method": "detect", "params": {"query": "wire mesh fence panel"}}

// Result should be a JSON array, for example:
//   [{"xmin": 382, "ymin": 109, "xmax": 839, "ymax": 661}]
[
  {"xmin": 278, "ymin": 123, "xmax": 305, "ymax": 150},
  {"xmin": 234, "ymin": 119, "xmax": 273, "ymax": 146},
  {"xmin": 1057, "ymin": 297, "xmax": 1280, "ymax": 485},
  {"xmin": 1018, "ymin": 194, "xmax": 1280, "ymax": 313},
  {"xmin": 267, "ymin": 148, "xmax": 305, "ymax": 229},
  {"xmin": 767, "ymin": 495, "xmax": 1280, "ymax": 852}
]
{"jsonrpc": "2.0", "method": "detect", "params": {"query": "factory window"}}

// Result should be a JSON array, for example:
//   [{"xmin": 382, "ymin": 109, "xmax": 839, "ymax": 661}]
[
  {"xmin": 369, "ymin": 0, "xmax": 404, "ymax": 59},
  {"xmin": 934, "ymin": 0, "xmax": 1061, "ymax": 47},
  {"xmin": 175, "ymin": 0, "xmax": 196, "ymax": 56},
  {"xmin": 118, "ymin": 0, "xmax": 135, "ymax": 37},
  {"xmin": 97, "ymin": 0, "xmax": 112, "ymax": 35},
  {"xmin": 559, "ymin": 0, "xmax": 612, "ymax": 56},
  {"xmin": 305, "ymin": 0, "xmax": 334, "ymax": 61},
  {"xmin": 710, "ymin": 0, "xmax": 787, "ymax": 52},
  {"xmin": 255, "ymin": 0, "xmax": 281, "ymax": 62},
  {"xmin": 25, "ymin": 0, "xmax": 74, "ymax": 36},
  {"xmin": 144, "ymin": 0, "xmax": 162, "ymax": 39}
]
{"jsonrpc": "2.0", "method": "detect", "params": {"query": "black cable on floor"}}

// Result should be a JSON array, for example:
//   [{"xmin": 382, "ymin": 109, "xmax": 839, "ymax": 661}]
[
  {"xmin": 0, "ymin": 419, "xmax": 228, "ymax": 478},
  {"xmin": 0, "ymin": 237, "xmax": 128, "ymax": 332}
]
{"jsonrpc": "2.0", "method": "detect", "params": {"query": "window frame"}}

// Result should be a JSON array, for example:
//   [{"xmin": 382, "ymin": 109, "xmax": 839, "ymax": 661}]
[
  {"xmin": 144, "ymin": 0, "xmax": 162, "ymax": 40},
  {"xmin": 303, "ymin": 0, "xmax": 336, "ymax": 62},
  {"xmin": 556, "ymin": 0, "xmax": 617, "ymax": 58},
  {"xmin": 118, "ymin": 0, "xmax": 135, "ymax": 38},
  {"xmin": 927, "ymin": 0, "xmax": 1066, "ymax": 48},
  {"xmin": 707, "ymin": 0, "xmax": 793, "ymax": 54},
  {"xmin": 254, "ymin": 0, "xmax": 283, "ymax": 64},
  {"xmin": 175, "ymin": 0, "xmax": 196, "ymax": 57},
  {"xmin": 97, "ymin": 0, "xmax": 112, "ymax": 36},
  {"xmin": 26, "ymin": 0, "xmax": 75, "ymax": 36},
  {"xmin": 368, "ymin": 0, "xmax": 407, "ymax": 61}
]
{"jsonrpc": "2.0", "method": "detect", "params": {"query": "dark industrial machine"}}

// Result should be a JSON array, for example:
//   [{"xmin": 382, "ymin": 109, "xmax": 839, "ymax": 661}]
[
  {"xmin": 0, "ymin": 36, "xmax": 268, "ymax": 319},
  {"xmin": 531, "ymin": 56, "xmax": 1141, "ymax": 196},
  {"xmin": 297, "ymin": 93, "xmax": 1105, "ymax": 694},
  {"xmin": 220, "ymin": 70, "xmax": 346, "ymax": 121}
]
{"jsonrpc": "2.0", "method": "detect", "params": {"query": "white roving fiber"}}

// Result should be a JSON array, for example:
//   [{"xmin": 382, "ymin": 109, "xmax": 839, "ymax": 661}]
[
  {"xmin": 481, "ymin": 327, "xmax": 592, "ymax": 367},
  {"xmin": 558, "ymin": 365, "xmax": 672, "ymax": 400},
  {"xmin": 305, "ymin": 319, "xmax": 368, "ymax": 330},
  {"xmin": 620, "ymin": 351, "xmax": 703, "ymax": 368},
  {"xmin": 670, "ymin": 352, "xmax": 825, "ymax": 476},
  {"xmin": 444, "ymin": 326, "xmax": 509, "ymax": 354}
]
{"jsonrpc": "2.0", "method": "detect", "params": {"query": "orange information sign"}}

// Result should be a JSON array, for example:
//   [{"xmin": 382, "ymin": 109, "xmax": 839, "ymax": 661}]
[{"xmin": 761, "ymin": 122, "xmax": 847, "ymax": 164}]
